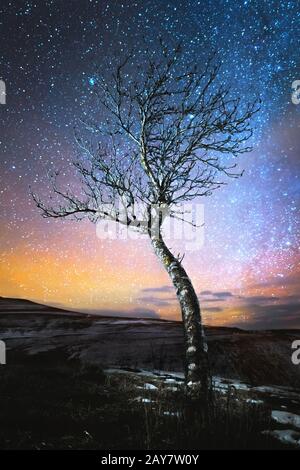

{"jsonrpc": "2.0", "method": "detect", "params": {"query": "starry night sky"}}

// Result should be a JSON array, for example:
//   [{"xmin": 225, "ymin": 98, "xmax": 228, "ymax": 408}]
[{"xmin": 0, "ymin": 0, "xmax": 299, "ymax": 329}]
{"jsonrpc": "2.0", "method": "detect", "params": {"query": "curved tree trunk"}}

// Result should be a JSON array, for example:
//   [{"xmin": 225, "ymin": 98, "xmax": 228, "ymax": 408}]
[{"xmin": 150, "ymin": 234, "xmax": 209, "ymax": 394}]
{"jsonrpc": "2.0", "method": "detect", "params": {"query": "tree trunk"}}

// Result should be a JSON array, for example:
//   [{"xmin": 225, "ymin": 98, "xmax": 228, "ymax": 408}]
[{"xmin": 150, "ymin": 234, "xmax": 209, "ymax": 394}]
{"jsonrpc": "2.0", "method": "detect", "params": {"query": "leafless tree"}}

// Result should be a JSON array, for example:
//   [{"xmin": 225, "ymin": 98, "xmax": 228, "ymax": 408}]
[{"xmin": 32, "ymin": 43, "xmax": 259, "ymax": 395}]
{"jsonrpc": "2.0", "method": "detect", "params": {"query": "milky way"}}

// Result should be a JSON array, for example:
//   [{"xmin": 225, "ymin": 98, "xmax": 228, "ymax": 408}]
[{"xmin": 0, "ymin": 0, "xmax": 299, "ymax": 329}]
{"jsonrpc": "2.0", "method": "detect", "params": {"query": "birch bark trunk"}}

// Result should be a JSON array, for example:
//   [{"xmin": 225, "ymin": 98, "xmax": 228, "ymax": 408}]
[{"xmin": 150, "ymin": 234, "xmax": 209, "ymax": 393}]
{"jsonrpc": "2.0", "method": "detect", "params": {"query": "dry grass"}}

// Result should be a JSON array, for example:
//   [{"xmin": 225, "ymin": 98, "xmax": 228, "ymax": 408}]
[{"xmin": 0, "ymin": 356, "xmax": 291, "ymax": 450}]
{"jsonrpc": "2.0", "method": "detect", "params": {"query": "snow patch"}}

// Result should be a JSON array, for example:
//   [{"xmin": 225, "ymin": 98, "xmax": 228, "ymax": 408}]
[
  {"xmin": 263, "ymin": 429, "xmax": 300, "ymax": 448},
  {"xmin": 272, "ymin": 411, "xmax": 300, "ymax": 430},
  {"xmin": 246, "ymin": 399, "xmax": 264, "ymax": 405},
  {"xmin": 144, "ymin": 383, "xmax": 158, "ymax": 391},
  {"xmin": 142, "ymin": 398, "xmax": 152, "ymax": 404},
  {"xmin": 134, "ymin": 396, "xmax": 153, "ymax": 404}
]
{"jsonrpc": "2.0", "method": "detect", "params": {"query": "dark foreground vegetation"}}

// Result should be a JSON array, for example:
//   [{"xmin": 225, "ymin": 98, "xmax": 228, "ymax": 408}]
[{"xmin": 0, "ymin": 351, "xmax": 294, "ymax": 450}]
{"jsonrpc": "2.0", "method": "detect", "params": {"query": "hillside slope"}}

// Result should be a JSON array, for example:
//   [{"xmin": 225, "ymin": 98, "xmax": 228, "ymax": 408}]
[{"xmin": 0, "ymin": 296, "xmax": 299, "ymax": 387}]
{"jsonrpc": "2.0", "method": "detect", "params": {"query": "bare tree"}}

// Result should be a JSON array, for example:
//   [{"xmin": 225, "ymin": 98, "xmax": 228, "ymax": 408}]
[{"xmin": 32, "ymin": 43, "xmax": 259, "ymax": 395}]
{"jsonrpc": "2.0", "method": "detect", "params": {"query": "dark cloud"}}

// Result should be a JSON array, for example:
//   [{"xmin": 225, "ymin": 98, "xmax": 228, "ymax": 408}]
[
  {"xmin": 138, "ymin": 286, "xmax": 177, "ymax": 308},
  {"xmin": 213, "ymin": 292, "xmax": 234, "ymax": 298},
  {"xmin": 136, "ymin": 295, "xmax": 171, "ymax": 307},
  {"xmin": 200, "ymin": 290, "xmax": 234, "ymax": 301},
  {"xmin": 141, "ymin": 286, "xmax": 173, "ymax": 294},
  {"xmin": 240, "ymin": 295, "xmax": 281, "ymax": 303},
  {"xmin": 203, "ymin": 307, "xmax": 223, "ymax": 313}
]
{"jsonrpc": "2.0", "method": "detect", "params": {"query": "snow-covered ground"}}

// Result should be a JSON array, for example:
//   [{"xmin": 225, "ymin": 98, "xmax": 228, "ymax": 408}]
[
  {"xmin": 105, "ymin": 367, "xmax": 300, "ymax": 448},
  {"xmin": 2, "ymin": 298, "xmax": 300, "ymax": 448}
]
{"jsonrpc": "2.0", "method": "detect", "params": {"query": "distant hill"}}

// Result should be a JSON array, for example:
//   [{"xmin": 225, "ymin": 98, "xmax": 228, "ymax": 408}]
[
  {"xmin": 0, "ymin": 296, "xmax": 170, "ymax": 321},
  {"xmin": 0, "ymin": 296, "xmax": 86, "ymax": 316}
]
